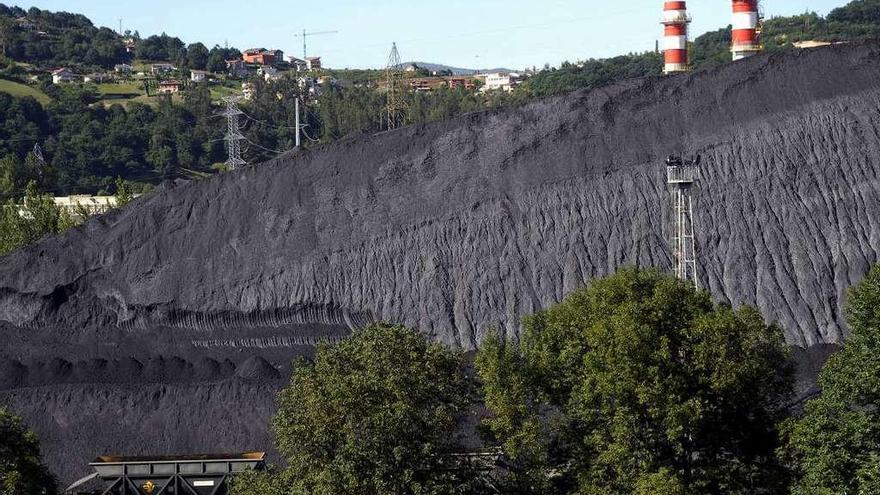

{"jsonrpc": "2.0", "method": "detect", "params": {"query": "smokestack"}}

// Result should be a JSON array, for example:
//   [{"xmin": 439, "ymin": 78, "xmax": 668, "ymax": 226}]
[
  {"xmin": 731, "ymin": 0, "xmax": 762, "ymax": 61},
  {"xmin": 661, "ymin": 1, "xmax": 691, "ymax": 74}
]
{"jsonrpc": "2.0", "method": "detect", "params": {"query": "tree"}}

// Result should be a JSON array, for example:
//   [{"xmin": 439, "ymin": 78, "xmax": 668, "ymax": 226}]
[
  {"xmin": 0, "ymin": 17, "xmax": 13, "ymax": 57},
  {"xmin": 0, "ymin": 407, "xmax": 56, "ymax": 495},
  {"xmin": 0, "ymin": 181, "xmax": 71, "ymax": 257},
  {"xmin": 828, "ymin": 0, "xmax": 880, "ymax": 24},
  {"xmin": 114, "ymin": 176, "xmax": 132, "ymax": 207},
  {"xmin": 242, "ymin": 323, "xmax": 480, "ymax": 495},
  {"xmin": 206, "ymin": 50, "xmax": 226, "ymax": 74},
  {"xmin": 691, "ymin": 27, "xmax": 733, "ymax": 69},
  {"xmin": 476, "ymin": 268, "xmax": 793, "ymax": 495},
  {"xmin": 186, "ymin": 42, "xmax": 209, "ymax": 70},
  {"xmin": 784, "ymin": 265, "xmax": 880, "ymax": 495}
]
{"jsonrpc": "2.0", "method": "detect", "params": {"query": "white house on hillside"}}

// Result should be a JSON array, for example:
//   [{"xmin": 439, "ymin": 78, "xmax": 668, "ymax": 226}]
[
  {"xmin": 190, "ymin": 70, "xmax": 207, "ymax": 83},
  {"xmin": 83, "ymin": 73, "xmax": 109, "ymax": 84},
  {"xmin": 151, "ymin": 63, "xmax": 175, "ymax": 74},
  {"xmin": 480, "ymin": 72, "xmax": 522, "ymax": 93},
  {"xmin": 288, "ymin": 57, "xmax": 308, "ymax": 72},
  {"xmin": 52, "ymin": 68, "xmax": 76, "ymax": 84}
]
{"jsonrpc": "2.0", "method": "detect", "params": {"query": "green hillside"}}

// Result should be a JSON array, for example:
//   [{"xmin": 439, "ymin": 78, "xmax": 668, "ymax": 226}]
[{"xmin": 0, "ymin": 78, "xmax": 49, "ymax": 104}]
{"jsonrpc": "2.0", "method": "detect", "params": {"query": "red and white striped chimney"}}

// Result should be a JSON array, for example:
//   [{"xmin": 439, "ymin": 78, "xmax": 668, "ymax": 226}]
[
  {"xmin": 731, "ymin": 0, "xmax": 762, "ymax": 60},
  {"xmin": 661, "ymin": 1, "xmax": 690, "ymax": 74}
]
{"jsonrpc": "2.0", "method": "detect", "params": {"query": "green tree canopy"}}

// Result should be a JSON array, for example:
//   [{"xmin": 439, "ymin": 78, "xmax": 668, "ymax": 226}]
[
  {"xmin": 206, "ymin": 51, "xmax": 227, "ymax": 74},
  {"xmin": 186, "ymin": 42, "xmax": 209, "ymax": 71},
  {"xmin": 0, "ymin": 180, "xmax": 72, "ymax": 257},
  {"xmin": 476, "ymin": 268, "xmax": 793, "ymax": 495},
  {"xmin": 785, "ymin": 265, "xmax": 880, "ymax": 495},
  {"xmin": 114, "ymin": 175, "xmax": 132, "ymax": 207},
  {"xmin": 0, "ymin": 407, "xmax": 56, "ymax": 495},
  {"xmin": 236, "ymin": 323, "xmax": 480, "ymax": 495}
]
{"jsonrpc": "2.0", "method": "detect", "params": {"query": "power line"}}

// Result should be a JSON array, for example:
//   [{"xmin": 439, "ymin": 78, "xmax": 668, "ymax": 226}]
[
  {"xmin": 242, "ymin": 136, "xmax": 289, "ymax": 156},
  {"xmin": 303, "ymin": 105, "xmax": 342, "ymax": 142}
]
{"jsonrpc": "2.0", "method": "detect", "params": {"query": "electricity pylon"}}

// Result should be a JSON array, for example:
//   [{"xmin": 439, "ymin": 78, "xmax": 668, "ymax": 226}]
[
  {"xmin": 666, "ymin": 155, "xmax": 699, "ymax": 287},
  {"xmin": 32, "ymin": 142, "xmax": 45, "ymax": 165},
  {"xmin": 31, "ymin": 142, "xmax": 45, "ymax": 182},
  {"xmin": 221, "ymin": 96, "xmax": 247, "ymax": 170},
  {"xmin": 384, "ymin": 42, "xmax": 406, "ymax": 130}
]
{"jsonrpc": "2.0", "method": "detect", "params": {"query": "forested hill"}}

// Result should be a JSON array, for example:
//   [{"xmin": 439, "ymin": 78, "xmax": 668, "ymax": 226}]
[
  {"xmin": 0, "ymin": 4, "xmax": 237, "ymax": 72},
  {"xmin": 524, "ymin": 0, "xmax": 880, "ymax": 96},
  {"xmin": 0, "ymin": 5, "xmax": 125, "ymax": 69}
]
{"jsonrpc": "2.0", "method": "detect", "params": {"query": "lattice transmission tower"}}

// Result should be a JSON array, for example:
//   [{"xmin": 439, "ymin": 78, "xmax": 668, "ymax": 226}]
[
  {"xmin": 666, "ymin": 155, "xmax": 700, "ymax": 287},
  {"xmin": 221, "ymin": 96, "xmax": 247, "ymax": 170},
  {"xmin": 384, "ymin": 42, "xmax": 406, "ymax": 130},
  {"xmin": 32, "ymin": 142, "xmax": 45, "ymax": 164},
  {"xmin": 31, "ymin": 142, "xmax": 45, "ymax": 182}
]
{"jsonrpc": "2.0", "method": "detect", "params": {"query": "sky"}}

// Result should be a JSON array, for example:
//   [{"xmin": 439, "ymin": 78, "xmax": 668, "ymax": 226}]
[{"xmin": 15, "ymin": 0, "xmax": 848, "ymax": 70}]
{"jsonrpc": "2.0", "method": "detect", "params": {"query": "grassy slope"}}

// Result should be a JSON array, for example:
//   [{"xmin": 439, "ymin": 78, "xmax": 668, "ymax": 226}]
[
  {"xmin": 96, "ymin": 82, "xmax": 143, "ymax": 95},
  {"xmin": 0, "ymin": 79, "xmax": 52, "ymax": 105}
]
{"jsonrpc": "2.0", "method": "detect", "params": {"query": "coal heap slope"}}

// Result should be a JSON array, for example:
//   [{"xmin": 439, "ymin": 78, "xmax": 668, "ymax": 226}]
[
  {"xmin": 2, "ymin": 42, "xmax": 880, "ymax": 484},
  {"xmin": 3, "ymin": 42, "xmax": 880, "ymax": 351}
]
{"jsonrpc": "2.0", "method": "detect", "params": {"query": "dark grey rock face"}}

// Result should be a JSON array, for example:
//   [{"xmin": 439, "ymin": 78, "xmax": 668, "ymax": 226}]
[{"xmin": 1, "ymin": 42, "xmax": 879, "ymax": 482}]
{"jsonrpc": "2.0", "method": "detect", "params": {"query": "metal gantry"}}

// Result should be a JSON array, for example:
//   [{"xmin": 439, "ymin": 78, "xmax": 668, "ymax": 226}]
[
  {"xmin": 220, "ymin": 96, "xmax": 247, "ymax": 171},
  {"xmin": 81, "ymin": 452, "xmax": 265, "ymax": 495},
  {"xmin": 666, "ymin": 155, "xmax": 699, "ymax": 287}
]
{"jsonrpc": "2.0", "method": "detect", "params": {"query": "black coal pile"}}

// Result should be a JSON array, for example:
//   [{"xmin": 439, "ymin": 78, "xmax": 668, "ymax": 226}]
[{"xmin": 2, "ymin": 41, "xmax": 880, "ymax": 483}]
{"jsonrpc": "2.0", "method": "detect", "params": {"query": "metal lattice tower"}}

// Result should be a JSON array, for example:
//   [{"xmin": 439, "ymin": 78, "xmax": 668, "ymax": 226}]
[
  {"xmin": 221, "ymin": 96, "xmax": 247, "ymax": 170},
  {"xmin": 384, "ymin": 42, "xmax": 406, "ymax": 130},
  {"xmin": 32, "ymin": 143, "xmax": 45, "ymax": 165},
  {"xmin": 666, "ymin": 155, "xmax": 699, "ymax": 286},
  {"xmin": 31, "ymin": 142, "xmax": 45, "ymax": 181}
]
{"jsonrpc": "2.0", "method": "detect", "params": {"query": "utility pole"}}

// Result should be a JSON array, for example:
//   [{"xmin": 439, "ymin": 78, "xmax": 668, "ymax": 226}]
[
  {"xmin": 293, "ymin": 29, "xmax": 338, "ymax": 60},
  {"xmin": 665, "ymin": 155, "xmax": 699, "ymax": 286},
  {"xmin": 295, "ymin": 97, "xmax": 303, "ymax": 149},
  {"xmin": 221, "ymin": 96, "xmax": 247, "ymax": 170},
  {"xmin": 295, "ymin": 97, "xmax": 301, "ymax": 149},
  {"xmin": 384, "ymin": 42, "xmax": 406, "ymax": 130}
]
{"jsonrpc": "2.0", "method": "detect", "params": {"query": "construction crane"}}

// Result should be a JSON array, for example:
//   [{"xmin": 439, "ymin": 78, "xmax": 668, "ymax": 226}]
[{"xmin": 293, "ymin": 29, "xmax": 338, "ymax": 60}]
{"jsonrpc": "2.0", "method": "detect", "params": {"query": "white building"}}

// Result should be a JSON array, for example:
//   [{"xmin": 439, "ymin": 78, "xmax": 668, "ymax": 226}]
[
  {"xmin": 114, "ymin": 64, "xmax": 133, "ymax": 73},
  {"xmin": 83, "ymin": 73, "xmax": 109, "ymax": 84},
  {"xmin": 288, "ymin": 57, "xmax": 308, "ymax": 72},
  {"xmin": 241, "ymin": 82, "xmax": 255, "ymax": 101},
  {"xmin": 190, "ymin": 70, "xmax": 207, "ymax": 83},
  {"xmin": 52, "ymin": 68, "xmax": 76, "ymax": 84},
  {"xmin": 257, "ymin": 66, "xmax": 285, "ymax": 82},
  {"xmin": 53, "ymin": 196, "xmax": 117, "ymax": 219},
  {"xmin": 480, "ymin": 72, "xmax": 522, "ymax": 93},
  {"xmin": 151, "ymin": 63, "xmax": 175, "ymax": 75}
]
